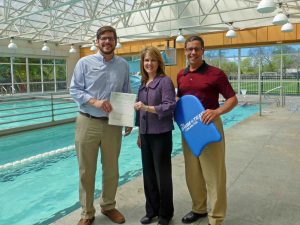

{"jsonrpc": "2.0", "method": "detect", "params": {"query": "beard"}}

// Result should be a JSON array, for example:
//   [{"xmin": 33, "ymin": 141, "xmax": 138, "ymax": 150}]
[{"xmin": 99, "ymin": 45, "xmax": 115, "ymax": 55}]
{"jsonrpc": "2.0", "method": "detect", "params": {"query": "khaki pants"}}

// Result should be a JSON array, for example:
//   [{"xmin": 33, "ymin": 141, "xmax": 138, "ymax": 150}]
[
  {"xmin": 182, "ymin": 117, "xmax": 226, "ymax": 225},
  {"xmin": 75, "ymin": 114, "xmax": 122, "ymax": 219}
]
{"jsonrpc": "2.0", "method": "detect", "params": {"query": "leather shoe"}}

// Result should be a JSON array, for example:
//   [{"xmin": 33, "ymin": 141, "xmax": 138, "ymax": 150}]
[
  {"xmin": 101, "ymin": 208, "xmax": 125, "ymax": 224},
  {"xmin": 182, "ymin": 211, "xmax": 207, "ymax": 224},
  {"xmin": 140, "ymin": 215, "xmax": 156, "ymax": 224},
  {"xmin": 77, "ymin": 217, "xmax": 95, "ymax": 225},
  {"xmin": 157, "ymin": 217, "xmax": 170, "ymax": 225}
]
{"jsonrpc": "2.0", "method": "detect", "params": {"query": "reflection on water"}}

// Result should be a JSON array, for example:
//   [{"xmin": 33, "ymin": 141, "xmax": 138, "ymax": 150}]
[{"xmin": 130, "ymin": 74, "xmax": 141, "ymax": 94}]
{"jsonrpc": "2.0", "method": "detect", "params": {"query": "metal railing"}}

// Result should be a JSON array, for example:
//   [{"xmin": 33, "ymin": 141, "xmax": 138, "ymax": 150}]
[
  {"xmin": 0, "ymin": 92, "xmax": 78, "ymax": 136},
  {"xmin": 0, "ymin": 86, "xmax": 7, "ymax": 95},
  {"xmin": 264, "ymin": 86, "xmax": 285, "ymax": 107}
]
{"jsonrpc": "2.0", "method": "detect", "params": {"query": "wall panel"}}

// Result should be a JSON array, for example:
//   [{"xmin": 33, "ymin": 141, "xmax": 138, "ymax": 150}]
[
  {"xmin": 256, "ymin": 27, "xmax": 268, "ymax": 42},
  {"xmin": 232, "ymin": 29, "xmax": 257, "ymax": 45},
  {"xmin": 267, "ymin": 26, "xmax": 285, "ymax": 42}
]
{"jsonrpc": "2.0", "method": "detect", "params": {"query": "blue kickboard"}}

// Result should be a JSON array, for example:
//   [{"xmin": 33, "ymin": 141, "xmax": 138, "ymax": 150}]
[{"xmin": 174, "ymin": 95, "xmax": 222, "ymax": 157}]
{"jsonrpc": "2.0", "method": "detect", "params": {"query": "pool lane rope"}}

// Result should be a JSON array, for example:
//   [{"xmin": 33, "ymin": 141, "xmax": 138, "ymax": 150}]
[
  {"xmin": 0, "ymin": 145, "xmax": 75, "ymax": 170},
  {"xmin": 0, "ymin": 127, "xmax": 138, "ymax": 170}
]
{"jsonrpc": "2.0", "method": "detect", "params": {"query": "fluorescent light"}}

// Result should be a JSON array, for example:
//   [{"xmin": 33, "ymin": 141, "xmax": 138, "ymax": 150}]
[
  {"xmin": 257, "ymin": 0, "xmax": 276, "ymax": 13},
  {"xmin": 42, "ymin": 41, "xmax": 50, "ymax": 52},
  {"xmin": 69, "ymin": 44, "xmax": 77, "ymax": 53},
  {"xmin": 281, "ymin": 22, "xmax": 293, "ymax": 32},
  {"xmin": 273, "ymin": 13, "xmax": 288, "ymax": 25},
  {"xmin": 226, "ymin": 29, "xmax": 236, "ymax": 38},
  {"xmin": 8, "ymin": 37, "xmax": 17, "ymax": 49},
  {"xmin": 176, "ymin": 29, "xmax": 185, "ymax": 43}
]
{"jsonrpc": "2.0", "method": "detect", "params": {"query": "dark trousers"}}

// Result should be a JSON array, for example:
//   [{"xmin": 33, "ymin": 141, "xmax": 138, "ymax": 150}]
[{"xmin": 140, "ymin": 131, "xmax": 174, "ymax": 220}]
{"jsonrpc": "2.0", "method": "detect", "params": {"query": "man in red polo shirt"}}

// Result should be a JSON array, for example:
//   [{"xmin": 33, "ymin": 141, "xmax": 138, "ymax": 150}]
[{"xmin": 177, "ymin": 36, "xmax": 238, "ymax": 225}]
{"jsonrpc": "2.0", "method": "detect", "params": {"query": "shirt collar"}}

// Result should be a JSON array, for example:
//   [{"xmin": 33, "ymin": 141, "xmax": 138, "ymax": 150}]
[
  {"xmin": 183, "ymin": 60, "xmax": 208, "ymax": 75},
  {"xmin": 95, "ymin": 51, "xmax": 116, "ymax": 63},
  {"xmin": 140, "ymin": 75, "xmax": 163, "ymax": 90}
]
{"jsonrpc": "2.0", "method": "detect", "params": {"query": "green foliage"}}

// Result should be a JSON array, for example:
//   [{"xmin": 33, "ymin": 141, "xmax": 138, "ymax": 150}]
[{"xmin": 0, "ymin": 57, "xmax": 66, "ymax": 93}]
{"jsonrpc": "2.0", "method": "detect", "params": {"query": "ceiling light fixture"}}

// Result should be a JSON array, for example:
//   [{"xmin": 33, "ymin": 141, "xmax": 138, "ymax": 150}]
[
  {"xmin": 69, "ymin": 44, "xmax": 77, "ymax": 53},
  {"xmin": 176, "ymin": 28, "xmax": 185, "ymax": 43},
  {"xmin": 257, "ymin": 0, "xmax": 276, "ymax": 13},
  {"xmin": 8, "ymin": 37, "xmax": 17, "ymax": 49},
  {"xmin": 272, "ymin": 3, "xmax": 288, "ymax": 25},
  {"xmin": 226, "ymin": 29, "xmax": 236, "ymax": 38},
  {"xmin": 225, "ymin": 22, "xmax": 237, "ymax": 38},
  {"xmin": 116, "ymin": 38, "xmax": 122, "ymax": 49},
  {"xmin": 90, "ymin": 40, "xmax": 97, "ymax": 51},
  {"xmin": 273, "ymin": 13, "xmax": 288, "ymax": 25},
  {"xmin": 281, "ymin": 22, "xmax": 293, "ymax": 32},
  {"xmin": 42, "ymin": 41, "xmax": 50, "ymax": 52}
]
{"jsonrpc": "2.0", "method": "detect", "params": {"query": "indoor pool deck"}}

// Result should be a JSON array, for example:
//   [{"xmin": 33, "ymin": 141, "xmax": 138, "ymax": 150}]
[{"xmin": 52, "ymin": 105, "xmax": 300, "ymax": 225}]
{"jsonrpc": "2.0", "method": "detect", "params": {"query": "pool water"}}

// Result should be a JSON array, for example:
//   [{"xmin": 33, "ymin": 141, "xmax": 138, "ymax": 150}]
[
  {"xmin": 0, "ymin": 75, "xmax": 141, "ymax": 131},
  {"xmin": 0, "ymin": 104, "xmax": 259, "ymax": 225}
]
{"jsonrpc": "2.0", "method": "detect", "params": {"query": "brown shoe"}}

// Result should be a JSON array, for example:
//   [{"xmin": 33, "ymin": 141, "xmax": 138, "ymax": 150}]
[
  {"xmin": 101, "ymin": 208, "xmax": 125, "ymax": 224},
  {"xmin": 77, "ymin": 217, "xmax": 95, "ymax": 225}
]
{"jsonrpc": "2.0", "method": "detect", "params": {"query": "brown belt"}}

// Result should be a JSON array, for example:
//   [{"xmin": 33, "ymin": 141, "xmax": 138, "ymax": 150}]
[{"xmin": 79, "ymin": 111, "xmax": 108, "ymax": 120}]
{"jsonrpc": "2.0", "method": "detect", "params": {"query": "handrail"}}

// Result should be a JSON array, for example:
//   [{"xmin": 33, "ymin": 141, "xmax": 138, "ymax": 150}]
[
  {"xmin": 0, "ymin": 86, "xmax": 7, "ymax": 95},
  {"xmin": 263, "ymin": 85, "xmax": 285, "ymax": 107},
  {"xmin": 264, "ymin": 86, "xmax": 282, "ymax": 95},
  {"xmin": 10, "ymin": 86, "xmax": 15, "ymax": 95},
  {"xmin": 0, "ymin": 93, "xmax": 77, "ymax": 136}
]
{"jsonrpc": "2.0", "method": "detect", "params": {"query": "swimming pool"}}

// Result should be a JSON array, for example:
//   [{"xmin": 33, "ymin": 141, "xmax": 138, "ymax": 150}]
[
  {"xmin": 0, "ymin": 104, "xmax": 259, "ymax": 225},
  {"xmin": 0, "ymin": 99, "xmax": 77, "ymax": 130},
  {"xmin": 0, "ymin": 75, "xmax": 140, "ymax": 132},
  {"xmin": 0, "ymin": 75, "xmax": 141, "ymax": 133}
]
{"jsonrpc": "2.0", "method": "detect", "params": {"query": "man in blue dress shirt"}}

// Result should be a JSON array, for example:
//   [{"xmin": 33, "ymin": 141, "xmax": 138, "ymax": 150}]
[{"xmin": 70, "ymin": 26, "xmax": 132, "ymax": 225}]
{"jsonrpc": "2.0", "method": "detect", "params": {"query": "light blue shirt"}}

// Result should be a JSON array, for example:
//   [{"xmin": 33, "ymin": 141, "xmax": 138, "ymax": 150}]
[{"xmin": 70, "ymin": 52, "xmax": 131, "ymax": 117}]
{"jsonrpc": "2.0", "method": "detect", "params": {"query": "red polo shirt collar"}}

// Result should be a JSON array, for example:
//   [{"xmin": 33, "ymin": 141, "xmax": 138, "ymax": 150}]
[{"xmin": 183, "ymin": 61, "xmax": 208, "ymax": 75}]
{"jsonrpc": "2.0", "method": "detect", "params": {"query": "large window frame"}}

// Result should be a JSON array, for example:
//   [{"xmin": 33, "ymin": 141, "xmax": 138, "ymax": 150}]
[
  {"xmin": 0, "ymin": 57, "xmax": 67, "ymax": 94},
  {"xmin": 204, "ymin": 43, "xmax": 300, "ymax": 96}
]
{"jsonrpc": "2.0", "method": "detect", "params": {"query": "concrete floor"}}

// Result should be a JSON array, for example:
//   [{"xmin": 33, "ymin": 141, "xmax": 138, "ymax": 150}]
[{"xmin": 52, "ymin": 100, "xmax": 300, "ymax": 225}]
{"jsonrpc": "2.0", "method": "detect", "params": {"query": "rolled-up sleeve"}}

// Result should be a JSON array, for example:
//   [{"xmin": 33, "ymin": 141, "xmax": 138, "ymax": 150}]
[
  {"xmin": 69, "ymin": 60, "xmax": 93, "ymax": 105},
  {"xmin": 154, "ymin": 77, "xmax": 176, "ymax": 119}
]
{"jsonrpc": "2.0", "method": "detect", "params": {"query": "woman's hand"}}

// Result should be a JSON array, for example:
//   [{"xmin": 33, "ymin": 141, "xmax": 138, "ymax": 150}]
[
  {"xmin": 134, "ymin": 101, "xmax": 147, "ymax": 111},
  {"xmin": 137, "ymin": 135, "xmax": 141, "ymax": 149}
]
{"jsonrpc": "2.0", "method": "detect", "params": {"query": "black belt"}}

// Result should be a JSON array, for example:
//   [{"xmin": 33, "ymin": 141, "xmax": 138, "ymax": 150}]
[{"xmin": 79, "ymin": 111, "xmax": 108, "ymax": 120}]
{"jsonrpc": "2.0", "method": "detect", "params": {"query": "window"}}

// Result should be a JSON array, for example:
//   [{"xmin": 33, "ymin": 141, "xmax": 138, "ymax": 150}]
[{"xmin": 0, "ymin": 57, "xmax": 66, "ymax": 94}]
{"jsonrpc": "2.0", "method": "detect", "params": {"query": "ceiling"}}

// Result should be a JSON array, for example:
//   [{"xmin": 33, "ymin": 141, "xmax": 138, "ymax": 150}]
[{"xmin": 0, "ymin": 0, "xmax": 299, "ymax": 46}]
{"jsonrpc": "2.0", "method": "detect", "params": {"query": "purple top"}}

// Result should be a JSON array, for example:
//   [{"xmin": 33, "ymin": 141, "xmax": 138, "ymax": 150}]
[{"xmin": 135, "ymin": 75, "xmax": 176, "ymax": 134}]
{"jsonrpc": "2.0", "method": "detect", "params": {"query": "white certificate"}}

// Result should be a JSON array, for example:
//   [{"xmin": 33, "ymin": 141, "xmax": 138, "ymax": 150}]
[{"xmin": 108, "ymin": 92, "xmax": 136, "ymax": 127}]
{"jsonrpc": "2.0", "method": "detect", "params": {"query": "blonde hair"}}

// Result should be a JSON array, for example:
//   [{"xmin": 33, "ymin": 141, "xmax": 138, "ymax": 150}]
[{"xmin": 140, "ymin": 46, "xmax": 166, "ymax": 85}]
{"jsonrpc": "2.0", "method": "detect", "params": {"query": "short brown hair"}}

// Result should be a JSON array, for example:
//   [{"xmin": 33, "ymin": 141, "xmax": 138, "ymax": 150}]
[
  {"xmin": 140, "ymin": 46, "xmax": 166, "ymax": 85},
  {"xmin": 185, "ymin": 36, "xmax": 205, "ymax": 49},
  {"xmin": 96, "ymin": 26, "xmax": 117, "ymax": 40}
]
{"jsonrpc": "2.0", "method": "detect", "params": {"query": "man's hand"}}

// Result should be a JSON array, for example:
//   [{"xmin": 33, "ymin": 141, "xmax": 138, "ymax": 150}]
[
  {"xmin": 89, "ymin": 99, "xmax": 112, "ymax": 113},
  {"xmin": 201, "ymin": 109, "xmax": 219, "ymax": 124},
  {"xmin": 124, "ymin": 127, "xmax": 133, "ymax": 136}
]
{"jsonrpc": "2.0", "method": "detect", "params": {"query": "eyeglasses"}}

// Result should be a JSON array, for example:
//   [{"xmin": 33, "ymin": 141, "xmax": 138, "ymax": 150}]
[
  {"xmin": 99, "ymin": 36, "xmax": 115, "ymax": 42},
  {"xmin": 185, "ymin": 47, "xmax": 203, "ymax": 53}
]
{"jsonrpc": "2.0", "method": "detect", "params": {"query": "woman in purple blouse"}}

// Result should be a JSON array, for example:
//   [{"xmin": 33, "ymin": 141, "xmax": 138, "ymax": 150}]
[{"xmin": 134, "ymin": 46, "xmax": 176, "ymax": 225}]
